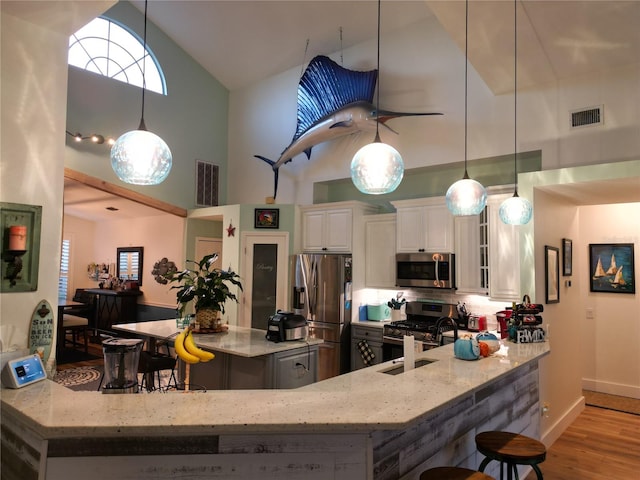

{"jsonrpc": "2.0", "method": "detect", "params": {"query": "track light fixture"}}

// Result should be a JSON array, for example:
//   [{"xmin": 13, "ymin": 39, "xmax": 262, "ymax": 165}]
[{"xmin": 66, "ymin": 130, "xmax": 115, "ymax": 146}]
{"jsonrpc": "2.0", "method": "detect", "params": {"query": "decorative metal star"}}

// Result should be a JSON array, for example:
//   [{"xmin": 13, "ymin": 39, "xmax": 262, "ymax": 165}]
[{"xmin": 226, "ymin": 222, "xmax": 236, "ymax": 237}]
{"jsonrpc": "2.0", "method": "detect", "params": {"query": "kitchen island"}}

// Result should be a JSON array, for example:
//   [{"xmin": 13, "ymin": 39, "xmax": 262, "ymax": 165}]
[
  {"xmin": 113, "ymin": 320, "xmax": 322, "ymax": 389},
  {"xmin": 1, "ymin": 338, "xmax": 549, "ymax": 480}
]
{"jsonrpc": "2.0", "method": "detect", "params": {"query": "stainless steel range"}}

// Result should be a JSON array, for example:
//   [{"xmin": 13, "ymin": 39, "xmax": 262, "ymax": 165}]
[{"xmin": 382, "ymin": 301, "xmax": 459, "ymax": 362}]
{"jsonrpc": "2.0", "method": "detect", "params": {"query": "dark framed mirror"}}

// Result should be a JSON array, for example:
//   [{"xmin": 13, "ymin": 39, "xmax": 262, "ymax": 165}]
[{"xmin": 117, "ymin": 246, "xmax": 144, "ymax": 285}]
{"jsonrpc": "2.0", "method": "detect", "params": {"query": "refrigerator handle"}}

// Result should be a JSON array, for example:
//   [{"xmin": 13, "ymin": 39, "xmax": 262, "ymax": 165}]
[{"xmin": 308, "ymin": 256, "xmax": 317, "ymax": 317}]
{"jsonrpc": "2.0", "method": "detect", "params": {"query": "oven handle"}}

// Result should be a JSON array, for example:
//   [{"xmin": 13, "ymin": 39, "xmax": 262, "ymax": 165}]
[
  {"xmin": 383, "ymin": 335, "xmax": 439, "ymax": 349},
  {"xmin": 382, "ymin": 335, "xmax": 405, "ymax": 346},
  {"xmin": 383, "ymin": 335, "xmax": 432, "ymax": 346}
]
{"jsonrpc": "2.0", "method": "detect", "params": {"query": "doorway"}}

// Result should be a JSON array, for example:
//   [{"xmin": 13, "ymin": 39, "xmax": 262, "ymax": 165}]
[
  {"xmin": 195, "ymin": 237, "xmax": 223, "ymax": 269},
  {"xmin": 239, "ymin": 232, "xmax": 289, "ymax": 329}
]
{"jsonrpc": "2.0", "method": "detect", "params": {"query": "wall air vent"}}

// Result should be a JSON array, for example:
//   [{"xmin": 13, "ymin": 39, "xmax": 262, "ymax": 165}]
[
  {"xmin": 195, "ymin": 159, "xmax": 219, "ymax": 207},
  {"xmin": 570, "ymin": 105, "xmax": 603, "ymax": 129}
]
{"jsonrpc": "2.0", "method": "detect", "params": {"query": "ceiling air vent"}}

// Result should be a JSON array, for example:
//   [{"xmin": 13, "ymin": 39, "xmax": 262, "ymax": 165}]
[
  {"xmin": 570, "ymin": 105, "xmax": 603, "ymax": 129},
  {"xmin": 195, "ymin": 159, "xmax": 219, "ymax": 207}
]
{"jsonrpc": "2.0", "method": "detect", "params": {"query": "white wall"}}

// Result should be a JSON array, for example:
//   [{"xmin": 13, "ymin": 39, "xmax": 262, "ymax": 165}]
[
  {"xmin": 227, "ymin": 16, "xmax": 640, "ymax": 206},
  {"xmin": 63, "ymin": 213, "xmax": 186, "ymax": 306},
  {"xmin": 0, "ymin": 11, "xmax": 75, "ymax": 369},
  {"xmin": 579, "ymin": 203, "xmax": 640, "ymax": 398},
  {"xmin": 531, "ymin": 190, "xmax": 584, "ymax": 446}
]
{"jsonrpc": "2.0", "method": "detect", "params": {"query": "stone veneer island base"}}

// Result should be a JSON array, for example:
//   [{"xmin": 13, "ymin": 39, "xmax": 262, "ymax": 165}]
[{"xmin": 1, "ymin": 341, "xmax": 548, "ymax": 480}]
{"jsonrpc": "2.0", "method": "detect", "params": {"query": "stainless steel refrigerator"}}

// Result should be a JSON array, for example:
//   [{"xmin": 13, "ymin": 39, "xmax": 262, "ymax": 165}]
[{"xmin": 291, "ymin": 254, "xmax": 352, "ymax": 381}]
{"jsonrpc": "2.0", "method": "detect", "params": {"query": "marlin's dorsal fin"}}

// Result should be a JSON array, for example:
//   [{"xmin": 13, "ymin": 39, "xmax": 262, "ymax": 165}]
[{"xmin": 294, "ymin": 56, "xmax": 376, "ymax": 142}]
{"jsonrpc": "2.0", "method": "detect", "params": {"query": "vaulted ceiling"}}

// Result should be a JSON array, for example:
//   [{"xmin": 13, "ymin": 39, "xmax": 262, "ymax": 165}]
[
  {"xmin": 131, "ymin": 0, "xmax": 640, "ymax": 93},
  {"xmin": 5, "ymin": 1, "xmax": 638, "ymax": 217}
]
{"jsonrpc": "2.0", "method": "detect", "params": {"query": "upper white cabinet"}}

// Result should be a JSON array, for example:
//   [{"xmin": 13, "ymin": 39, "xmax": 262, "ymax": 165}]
[
  {"xmin": 487, "ymin": 194, "xmax": 521, "ymax": 301},
  {"xmin": 300, "ymin": 201, "xmax": 378, "ymax": 253},
  {"xmin": 391, "ymin": 197, "xmax": 454, "ymax": 253},
  {"xmin": 454, "ymin": 213, "xmax": 486, "ymax": 295},
  {"xmin": 364, "ymin": 213, "xmax": 397, "ymax": 288},
  {"xmin": 454, "ymin": 193, "xmax": 521, "ymax": 301}
]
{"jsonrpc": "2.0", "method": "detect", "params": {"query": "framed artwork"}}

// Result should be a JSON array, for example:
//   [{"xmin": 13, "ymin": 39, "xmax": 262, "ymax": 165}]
[
  {"xmin": 562, "ymin": 238, "xmax": 573, "ymax": 276},
  {"xmin": 545, "ymin": 245, "xmax": 560, "ymax": 304},
  {"xmin": 1, "ymin": 202, "xmax": 42, "ymax": 292},
  {"xmin": 589, "ymin": 243, "xmax": 635, "ymax": 294},
  {"xmin": 254, "ymin": 208, "xmax": 279, "ymax": 229}
]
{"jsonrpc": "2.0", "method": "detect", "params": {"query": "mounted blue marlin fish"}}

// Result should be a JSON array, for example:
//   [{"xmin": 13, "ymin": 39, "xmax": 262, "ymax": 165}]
[{"xmin": 255, "ymin": 55, "xmax": 442, "ymax": 199}]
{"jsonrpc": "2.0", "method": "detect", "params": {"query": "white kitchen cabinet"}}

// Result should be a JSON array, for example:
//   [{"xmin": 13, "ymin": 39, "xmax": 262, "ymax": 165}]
[
  {"xmin": 487, "ymin": 194, "xmax": 521, "ymax": 301},
  {"xmin": 364, "ymin": 213, "xmax": 397, "ymax": 288},
  {"xmin": 454, "ymin": 194, "xmax": 520, "ymax": 301},
  {"xmin": 300, "ymin": 201, "xmax": 378, "ymax": 253},
  {"xmin": 391, "ymin": 197, "xmax": 454, "ymax": 253},
  {"xmin": 351, "ymin": 323, "xmax": 384, "ymax": 371},
  {"xmin": 454, "ymin": 209, "xmax": 488, "ymax": 295}
]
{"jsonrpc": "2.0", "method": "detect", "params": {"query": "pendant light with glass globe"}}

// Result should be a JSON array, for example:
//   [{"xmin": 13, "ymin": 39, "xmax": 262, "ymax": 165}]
[
  {"xmin": 350, "ymin": 0, "xmax": 404, "ymax": 195},
  {"xmin": 110, "ymin": 0, "xmax": 172, "ymax": 185},
  {"xmin": 445, "ymin": 0, "xmax": 487, "ymax": 216},
  {"xmin": 499, "ymin": 0, "xmax": 532, "ymax": 225}
]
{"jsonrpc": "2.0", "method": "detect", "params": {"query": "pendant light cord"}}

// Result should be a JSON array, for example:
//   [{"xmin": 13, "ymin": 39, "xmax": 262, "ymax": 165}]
[
  {"xmin": 139, "ymin": 0, "xmax": 149, "ymax": 130},
  {"xmin": 299, "ymin": 38, "xmax": 310, "ymax": 78},
  {"xmin": 513, "ymin": 0, "xmax": 518, "ymax": 194},
  {"xmin": 340, "ymin": 26, "xmax": 344, "ymax": 65},
  {"xmin": 374, "ymin": 0, "xmax": 381, "ymax": 142},
  {"xmin": 463, "ymin": 0, "xmax": 469, "ymax": 179}
]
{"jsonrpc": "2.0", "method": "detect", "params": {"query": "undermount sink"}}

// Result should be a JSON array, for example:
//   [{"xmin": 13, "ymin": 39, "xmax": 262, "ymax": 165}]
[{"xmin": 380, "ymin": 358, "xmax": 437, "ymax": 375}]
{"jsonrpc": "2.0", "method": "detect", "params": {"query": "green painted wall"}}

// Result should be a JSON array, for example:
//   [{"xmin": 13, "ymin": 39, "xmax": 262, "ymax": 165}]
[
  {"xmin": 64, "ymin": 0, "xmax": 229, "ymax": 209},
  {"xmin": 314, "ymin": 150, "xmax": 541, "ymax": 212}
]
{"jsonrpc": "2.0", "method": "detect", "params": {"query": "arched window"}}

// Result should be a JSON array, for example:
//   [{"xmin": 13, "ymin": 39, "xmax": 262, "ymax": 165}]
[{"xmin": 68, "ymin": 16, "xmax": 166, "ymax": 95}]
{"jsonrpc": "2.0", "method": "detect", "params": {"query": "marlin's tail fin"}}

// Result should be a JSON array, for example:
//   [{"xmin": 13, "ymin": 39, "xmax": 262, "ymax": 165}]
[{"xmin": 255, "ymin": 155, "xmax": 280, "ymax": 200}]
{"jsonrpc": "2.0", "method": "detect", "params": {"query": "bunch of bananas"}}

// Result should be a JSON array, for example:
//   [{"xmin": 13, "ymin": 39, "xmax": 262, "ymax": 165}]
[{"xmin": 174, "ymin": 327, "xmax": 215, "ymax": 364}]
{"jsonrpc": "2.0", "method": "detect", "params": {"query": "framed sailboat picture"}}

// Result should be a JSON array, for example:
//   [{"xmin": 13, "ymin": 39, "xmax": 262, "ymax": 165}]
[{"xmin": 589, "ymin": 243, "xmax": 635, "ymax": 294}]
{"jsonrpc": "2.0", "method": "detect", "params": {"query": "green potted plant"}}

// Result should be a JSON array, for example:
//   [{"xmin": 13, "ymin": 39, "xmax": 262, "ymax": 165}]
[{"xmin": 164, "ymin": 253, "xmax": 243, "ymax": 329}]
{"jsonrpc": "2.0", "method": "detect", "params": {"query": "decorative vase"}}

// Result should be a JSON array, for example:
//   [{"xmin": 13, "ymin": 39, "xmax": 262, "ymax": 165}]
[{"xmin": 195, "ymin": 308, "xmax": 219, "ymax": 329}]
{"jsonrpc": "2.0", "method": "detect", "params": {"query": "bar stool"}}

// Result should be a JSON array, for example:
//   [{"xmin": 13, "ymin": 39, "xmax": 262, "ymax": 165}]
[
  {"xmin": 420, "ymin": 466, "xmax": 494, "ymax": 480},
  {"xmin": 475, "ymin": 431, "xmax": 546, "ymax": 480},
  {"xmin": 61, "ymin": 314, "xmax": 90, "ymax": 353},
  {"xmin": 138, "ymin": 350, "xmax": 178, "ymax": 392}
]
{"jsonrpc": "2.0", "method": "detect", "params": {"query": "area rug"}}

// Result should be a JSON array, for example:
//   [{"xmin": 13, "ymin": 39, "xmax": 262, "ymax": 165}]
[
  {"xmin": 54, "ymin": 366, "xmax": 103, "ymax": 392},
  {"xmin": 583, "ymin": 390, "xmax": 640, "ymax": 416}
]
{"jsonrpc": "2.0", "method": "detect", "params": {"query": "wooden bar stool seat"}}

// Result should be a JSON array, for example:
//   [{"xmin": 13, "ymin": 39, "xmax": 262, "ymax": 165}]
[
  {"xmin": 62, "ymin": 314, "xmax": 89, "ymax": 353},
  {"xmin": 420, "ymin": 466, "xmax": 495, "ymax": 480},
  {"xmin": 476, "ymin": 431, "xmax": 546, "ymax": 480}
]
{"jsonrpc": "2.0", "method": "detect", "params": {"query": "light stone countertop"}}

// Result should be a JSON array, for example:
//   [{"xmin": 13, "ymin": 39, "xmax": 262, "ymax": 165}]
[
  {"xmin": 113, "ymin": 320, "xmax": 322, "ymax": 357},
  {"xmin": 1, "ymin": 339, "xmax": 549, "ymax": 439}
]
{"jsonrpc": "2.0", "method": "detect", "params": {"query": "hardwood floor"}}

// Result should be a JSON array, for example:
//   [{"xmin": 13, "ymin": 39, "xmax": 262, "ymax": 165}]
[
  {"xmin": 56, "ymin": 338, "xmax": 104, "ymax": 371},
  {"xmin": 524, "ymin": 406, "xmax": 640, "ymax": 479}
]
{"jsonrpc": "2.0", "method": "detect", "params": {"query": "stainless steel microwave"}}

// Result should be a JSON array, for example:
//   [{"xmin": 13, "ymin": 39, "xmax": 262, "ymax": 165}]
[{"xmin": 395, "ymin": 252, "xmax": 456, "ymax": 289}]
